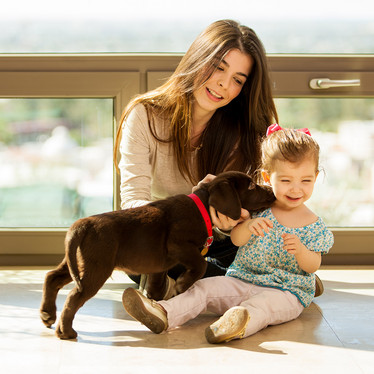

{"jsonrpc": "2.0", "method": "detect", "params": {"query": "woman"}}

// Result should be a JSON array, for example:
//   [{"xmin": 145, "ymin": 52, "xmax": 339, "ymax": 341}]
[{"xmin": 114, "ymin": 19, "xmax": 279, "ymax": 291}]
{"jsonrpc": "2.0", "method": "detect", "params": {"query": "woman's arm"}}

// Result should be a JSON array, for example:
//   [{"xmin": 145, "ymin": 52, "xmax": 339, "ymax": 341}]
[
  {"xmin": 118, "ymin": 104, "xmax": 153, "ymax": 209},
  {"xmin": 119, "ymin": 104, "xmax": 194, "ymax": 209}
]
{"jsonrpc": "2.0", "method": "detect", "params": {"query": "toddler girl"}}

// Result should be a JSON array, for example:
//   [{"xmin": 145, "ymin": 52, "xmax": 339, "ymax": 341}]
[{"xmin": 122, "ymin": 125, "xmax": 334, "ymax": 344}]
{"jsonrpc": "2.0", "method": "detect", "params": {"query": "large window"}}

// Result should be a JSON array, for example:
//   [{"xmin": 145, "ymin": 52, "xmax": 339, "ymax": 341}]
[{"xmin": 0, "ymin": 54, "xmax": 373, "ymax": 266}]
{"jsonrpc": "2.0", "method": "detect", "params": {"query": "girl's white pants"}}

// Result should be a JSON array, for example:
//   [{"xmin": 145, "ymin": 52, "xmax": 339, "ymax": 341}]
[{"xmin": 159, "ymin": 276, "xmax": 304, "ymax": 338}]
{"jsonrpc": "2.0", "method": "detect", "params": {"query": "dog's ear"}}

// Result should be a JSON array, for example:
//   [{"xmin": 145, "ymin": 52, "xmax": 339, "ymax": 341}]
[{"xmin": 208, "ymin": 181, "xmax": 242, "ymax": 220}]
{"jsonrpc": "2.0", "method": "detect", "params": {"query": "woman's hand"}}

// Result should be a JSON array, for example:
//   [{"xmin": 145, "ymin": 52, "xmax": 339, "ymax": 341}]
[
  {"xmin": 209, "ymin": 206, "xmax": 250, "ymax": 231},
  {"xmin": 192, "ymin": 174, "xmax": 216, "ymax": 193}
]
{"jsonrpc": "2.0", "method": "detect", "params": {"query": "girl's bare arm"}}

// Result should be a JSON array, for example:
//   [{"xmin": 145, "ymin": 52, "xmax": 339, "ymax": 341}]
[
  {"xmin": 282, "ymin": 234, "xmax": 322, "ymax": 273},
  {"xmin": 231, "ymin": 217, "xmax": 273, "ymax": 247}
]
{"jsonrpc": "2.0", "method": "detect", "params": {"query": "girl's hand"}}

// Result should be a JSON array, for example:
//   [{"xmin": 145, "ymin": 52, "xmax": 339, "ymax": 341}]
[
  {"xmin": 209, "ymin": 207, "xmax": 250, "ymax": 231},
  {"xmin": 247, "ymin": 217, "xmax": 273, "ymax": 237},
  {"xmin": 282, "ymin": 233, "xmax": 304, "ymax": 255},
  {"xmin": 282, "ymin": 233, "xmax": 322, "ymax": 273},
  {"xmin": 231, "ymin": 216, "xmax": 271, "ymax": 246}
]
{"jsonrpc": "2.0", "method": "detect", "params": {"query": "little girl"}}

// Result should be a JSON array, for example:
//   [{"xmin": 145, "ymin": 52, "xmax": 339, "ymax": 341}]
[{"xmin": 122, "ymin": 125, "xmax": 334, "ymax": 344}]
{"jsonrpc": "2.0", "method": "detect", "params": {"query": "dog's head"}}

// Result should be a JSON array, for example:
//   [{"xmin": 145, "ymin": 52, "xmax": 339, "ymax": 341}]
[{"xmin": 205, "ymin": 171, "xmax": 275, "ymax": 220}]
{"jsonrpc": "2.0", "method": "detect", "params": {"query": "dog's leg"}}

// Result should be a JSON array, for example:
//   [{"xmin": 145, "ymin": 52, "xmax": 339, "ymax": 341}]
[
  {"xmin": 146, "ymin": 272, "xmax": 177, "ymax": 301},
  {"xmin": 55, "ymin": 287, "xmax": 84, "ymax": 340},
  {"xmin": 55, "ymin": 270, "xmax": 112, "ymax": 339},
  {"xmin": 174, "ymin": 249, "xmax": 207, "ymax": 295},
  {"xmin": 40, "ymin": 260, "xmax": 72, "ymax": 328}
]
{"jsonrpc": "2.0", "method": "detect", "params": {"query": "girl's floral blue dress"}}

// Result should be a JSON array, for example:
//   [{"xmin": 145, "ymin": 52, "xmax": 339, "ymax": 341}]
[{"xmin": 226, "ymin": 208, "xmax": 334, "ymax": 307}]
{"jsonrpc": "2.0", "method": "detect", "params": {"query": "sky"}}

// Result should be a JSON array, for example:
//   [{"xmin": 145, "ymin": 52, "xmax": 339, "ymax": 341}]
[{"xmin": 1, "ymin": 0, "xmax": 373, "ymax": 21}]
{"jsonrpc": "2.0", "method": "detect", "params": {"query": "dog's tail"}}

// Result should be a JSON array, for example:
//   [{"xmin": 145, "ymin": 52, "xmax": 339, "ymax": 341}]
[{"xmin": 65, "ymin": 221, "xmax": 87, "ymax": 293}]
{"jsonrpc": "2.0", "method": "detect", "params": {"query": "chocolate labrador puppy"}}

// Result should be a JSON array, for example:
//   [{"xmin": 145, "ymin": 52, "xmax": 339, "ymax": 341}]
[{"xmin": 40, "ymin": 171, "xmax": 275, "ymax": 339}]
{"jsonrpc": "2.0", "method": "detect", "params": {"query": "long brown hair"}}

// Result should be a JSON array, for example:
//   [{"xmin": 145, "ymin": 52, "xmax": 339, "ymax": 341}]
[{"xmin": 114, "ymin": 19, "xmax": 278, "ymax": 184}]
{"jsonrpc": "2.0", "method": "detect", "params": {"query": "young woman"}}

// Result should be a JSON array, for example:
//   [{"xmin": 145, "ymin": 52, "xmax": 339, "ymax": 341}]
[
  {"xmin": 122, "ymin": 126, "xmax": 334, "ymax": 343},
  {"xmin": 114, "ymin": 20, "xmax": 279, "ymax": 285}
]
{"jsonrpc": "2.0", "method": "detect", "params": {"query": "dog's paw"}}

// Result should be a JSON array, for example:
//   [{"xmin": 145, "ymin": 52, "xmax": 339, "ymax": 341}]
[
  {"xmin": 40, "ymin": 310, "xmax": 56, "ymax": 328},
  {"xmin": 55, "ymin": 323, "xmax": 78, "ymax": 340}
]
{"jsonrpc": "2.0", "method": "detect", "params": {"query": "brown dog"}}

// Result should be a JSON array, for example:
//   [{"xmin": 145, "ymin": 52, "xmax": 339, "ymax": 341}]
[{"xmin": 40, "ymin": 171, "xmax": 275, "ymax": 339}]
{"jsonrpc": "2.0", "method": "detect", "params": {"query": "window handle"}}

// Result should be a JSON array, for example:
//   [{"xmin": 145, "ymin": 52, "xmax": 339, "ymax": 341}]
[{"xmin": 309, "ymin": 78, "xmax": 361, "ymax": 89}]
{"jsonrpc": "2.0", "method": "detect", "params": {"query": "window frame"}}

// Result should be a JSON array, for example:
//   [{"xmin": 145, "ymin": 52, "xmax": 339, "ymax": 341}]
[{"xmin": 0, "ymin": 53, "xmax": 373, "ymax": 265}]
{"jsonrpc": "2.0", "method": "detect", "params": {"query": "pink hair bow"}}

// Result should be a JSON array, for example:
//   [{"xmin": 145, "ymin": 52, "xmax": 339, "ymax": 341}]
[{"xmin": 266, "ymin": 123, "xmax": 311, "ymax": 137}]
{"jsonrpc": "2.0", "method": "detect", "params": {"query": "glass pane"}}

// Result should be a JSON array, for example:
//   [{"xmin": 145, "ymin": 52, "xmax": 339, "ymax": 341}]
[
  {"xmin": 275, "ymin": 98, "xmax": 374, "ymax": 227},
  {"xmin": 0, "ymin": 98, "xmax": 113, "ymax": 227},
  {"xmin": 1, "ymin": 0, "xmax": 373, "ymax": 53}
]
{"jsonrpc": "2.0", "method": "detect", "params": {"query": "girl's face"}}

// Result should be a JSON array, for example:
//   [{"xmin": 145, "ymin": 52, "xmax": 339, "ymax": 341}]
[
  {"xmin": 262, "ymin": 158, "xmax": 318, "ymax": 210},
  {"xmin": 193, "ymin": 49, "xmax": 253, "ymax": 121}
]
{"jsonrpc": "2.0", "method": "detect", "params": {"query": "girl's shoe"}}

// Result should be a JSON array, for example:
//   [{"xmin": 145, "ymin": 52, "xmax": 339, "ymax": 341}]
[
  {"xmin": 122, "ymin": 287, "xmax": 168, "ymax": 334},
  {"xmin": 205, "ymin": 306, "xmax": 250, "ymax": 344}
]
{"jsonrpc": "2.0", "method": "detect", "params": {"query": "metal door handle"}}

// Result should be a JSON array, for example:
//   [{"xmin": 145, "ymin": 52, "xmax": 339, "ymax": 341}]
[{"xmin": 309, "ymin": 78, "xmax": 361, "ymax": 89}]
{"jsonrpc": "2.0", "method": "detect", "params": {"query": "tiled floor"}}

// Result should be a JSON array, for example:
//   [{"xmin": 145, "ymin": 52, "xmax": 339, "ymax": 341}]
[{"xmin": 0, "ymin": 266, "xmax": 373, "ymax": 374}]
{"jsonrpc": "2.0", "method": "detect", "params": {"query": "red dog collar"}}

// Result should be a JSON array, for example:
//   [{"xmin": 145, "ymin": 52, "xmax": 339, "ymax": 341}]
[{"xmin": 188, "ymin": 193, "xmax": 213, "ymax": 256}]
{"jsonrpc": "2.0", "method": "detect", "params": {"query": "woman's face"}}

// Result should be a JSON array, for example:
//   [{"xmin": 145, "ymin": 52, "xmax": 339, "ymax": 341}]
[{"xmin": 193, "ymin": 49, "xmax": 253, "ymax": 121}]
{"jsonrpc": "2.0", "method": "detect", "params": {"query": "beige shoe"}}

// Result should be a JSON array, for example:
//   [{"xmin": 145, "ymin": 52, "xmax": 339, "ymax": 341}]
[
  {"xmin": 122, "ymin": 287, "xmax": 168, "ymax": 334},
  {"xmin": 205, "ymin": 306, "xmax": 250, "ymax": 344},
  {"xmin": 314, "ymin": 274, "xmax": 324, "ymax": 297}
]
